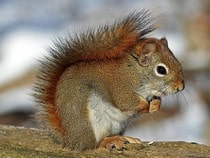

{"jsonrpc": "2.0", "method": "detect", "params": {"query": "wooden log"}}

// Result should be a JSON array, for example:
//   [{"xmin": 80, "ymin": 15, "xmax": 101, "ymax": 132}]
[{"xmin": 0, "ymin": 125, "xmax": 209, "ymax": 158}]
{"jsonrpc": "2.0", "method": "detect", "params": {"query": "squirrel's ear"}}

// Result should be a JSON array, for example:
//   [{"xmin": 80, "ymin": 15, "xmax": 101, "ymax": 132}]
[
  {"xmin": 160, "ymin": 38, "xmax": 168, "ymax": 46},
  {"xmin": 139, "ymin": 42, "xmax": 157, "ymax": 66}
]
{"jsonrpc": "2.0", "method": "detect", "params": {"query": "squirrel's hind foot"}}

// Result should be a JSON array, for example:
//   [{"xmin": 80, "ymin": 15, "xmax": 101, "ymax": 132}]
[{"xmin": 98, "ymin": 135, "xmax": 141, "ymax": 151}]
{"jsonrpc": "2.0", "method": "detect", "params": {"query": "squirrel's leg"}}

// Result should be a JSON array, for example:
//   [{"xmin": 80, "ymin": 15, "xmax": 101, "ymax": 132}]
[
  {"xmin": 98, "ymin": 135, "xmax": 141, "ymax": 150},
  {"xmin": 98, "ymin": 97, "xmax": 161, "ymax": 151}
]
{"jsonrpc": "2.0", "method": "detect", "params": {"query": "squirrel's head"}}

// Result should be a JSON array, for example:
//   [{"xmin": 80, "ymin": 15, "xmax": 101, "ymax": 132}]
[{"xmin": 128, "ymin": 37, "xmax": 185, "ymax": 100}]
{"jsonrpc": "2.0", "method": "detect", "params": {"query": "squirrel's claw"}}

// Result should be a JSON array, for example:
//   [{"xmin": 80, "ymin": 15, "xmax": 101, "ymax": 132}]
[{"xmin": 99, "ymin": 135, "xmax": 141, "ymax": 151}]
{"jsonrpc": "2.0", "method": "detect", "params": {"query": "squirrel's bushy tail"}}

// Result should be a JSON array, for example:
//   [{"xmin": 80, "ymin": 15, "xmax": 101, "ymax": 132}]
[{"xmin": 33, "ymin": 9, "xmax": 157, "ymax": 134}]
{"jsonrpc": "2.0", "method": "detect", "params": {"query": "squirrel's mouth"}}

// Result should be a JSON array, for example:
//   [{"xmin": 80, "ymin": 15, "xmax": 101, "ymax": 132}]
[{"xmin": 146, "ymin": 95, "xmax": 161, "ymax": 103}]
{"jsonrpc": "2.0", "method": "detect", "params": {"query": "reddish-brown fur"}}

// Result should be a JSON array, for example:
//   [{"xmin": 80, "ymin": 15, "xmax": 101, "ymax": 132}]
[{"xmin": 34, "ymin": 10, "xmax": 156, "ymax": 136}]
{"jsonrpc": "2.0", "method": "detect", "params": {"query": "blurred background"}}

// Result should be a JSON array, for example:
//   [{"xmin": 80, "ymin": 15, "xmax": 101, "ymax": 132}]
[{"xmin": 0, "ymin": 0, "xmax": 209, "ymax": 146}]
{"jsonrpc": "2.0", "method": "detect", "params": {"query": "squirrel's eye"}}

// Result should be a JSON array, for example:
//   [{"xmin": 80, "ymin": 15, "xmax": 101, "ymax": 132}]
[{"xmin": 154, "ymin": 63, "xmax": 168, "ymax": 77}]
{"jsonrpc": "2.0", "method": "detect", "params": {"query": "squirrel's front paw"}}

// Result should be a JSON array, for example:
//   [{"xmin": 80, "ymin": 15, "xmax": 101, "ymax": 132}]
[
  {"xmin": 98, "ymin": 135, "xmax": 141, "ymax": 151},
  {"xmin": 148, "ymin": 96, "xmax": 161, "ymax": 113}
]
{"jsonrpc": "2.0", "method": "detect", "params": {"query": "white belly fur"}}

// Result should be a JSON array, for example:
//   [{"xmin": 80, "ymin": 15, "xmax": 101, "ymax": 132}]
[{"xmin": 88, "ymin": 93, "xmax": 131, "ymax": 143}]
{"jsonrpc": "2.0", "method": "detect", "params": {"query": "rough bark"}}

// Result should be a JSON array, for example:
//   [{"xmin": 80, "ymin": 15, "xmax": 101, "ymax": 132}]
[{"xmin": 0, "ymin": 125, "xmax": 209, "ymax": 158}]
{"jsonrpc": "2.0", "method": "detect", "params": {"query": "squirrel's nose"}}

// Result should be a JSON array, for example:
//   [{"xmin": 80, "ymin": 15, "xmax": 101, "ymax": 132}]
[{"xmin": 176, "ymin": 80, "xmax": 185, "ymax": 92}]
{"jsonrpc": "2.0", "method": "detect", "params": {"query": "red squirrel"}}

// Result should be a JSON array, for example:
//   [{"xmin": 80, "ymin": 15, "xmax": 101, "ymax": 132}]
[{"xmin": 33, "ymin": 10, "xmax": 185, "ymax": 151}]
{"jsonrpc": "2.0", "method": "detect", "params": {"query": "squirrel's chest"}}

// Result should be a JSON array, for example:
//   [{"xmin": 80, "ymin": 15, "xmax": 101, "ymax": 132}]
[{"xmin": 88, "ymin": 93, "xmax": 131, "ymax": 143}]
